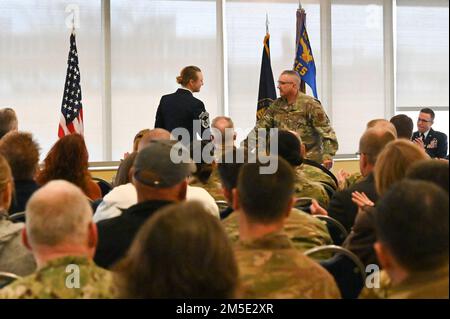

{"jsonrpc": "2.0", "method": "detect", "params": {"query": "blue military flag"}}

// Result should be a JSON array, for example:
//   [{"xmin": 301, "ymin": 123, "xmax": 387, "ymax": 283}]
[
  {"xmin": 257, "ymin": 32, "xmax": 277, "ymax": 120},
  {"xmin": 294, "ymin": 8, "xmax": 318, "ymax": 99}
]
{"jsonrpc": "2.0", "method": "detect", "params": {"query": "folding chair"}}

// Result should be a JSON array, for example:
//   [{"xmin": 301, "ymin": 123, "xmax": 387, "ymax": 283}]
[{"xmin": 305, "ymin": 245, "xmax": 366, "ymax": 299}]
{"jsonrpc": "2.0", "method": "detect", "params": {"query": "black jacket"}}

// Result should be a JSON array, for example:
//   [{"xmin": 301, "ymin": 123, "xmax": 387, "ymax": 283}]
[
  {"xmin": 11, "ymin": 180, "xmax": 40, "ymax": 215},
  {"xmin": 412, "ymin": 128, "xmax": 448, "ymax": 159},
  {"xmin": 94, "ymin": 200, "xmax": 174, "ymax": 269},
  {"xmin": 155, "ymin": 89, "xmax": 210, "ymax": 145},
  {"xmin": 327, "ymin": 173, "xmax": 378, "ymax": 232}
]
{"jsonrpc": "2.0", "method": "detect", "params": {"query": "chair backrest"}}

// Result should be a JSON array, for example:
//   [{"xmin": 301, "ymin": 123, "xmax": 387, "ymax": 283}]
[
  {"xmin": 304, "ymin": 245, "xmax": 366, "ymax": 299},
  {"xmin": 294, "ymin": 197, "xmax": 313, "ymax": 214},
  {"xmin": 320, "ymin": 182, "xmax": 336, "ymax": 200},
  {"xmin": 314, "ymin": 215, "xmax": 348, "ymax": 245},
  {"xmin": 0, "ymin": 271, "xmax": 21, "ymax": 289},
  {"xmin": 92, "ymin": 177, "xmax": 113, "ymax": 197},
  {"xmin": 215, "ymin": 200, "xmax": 229, "ymax": 211},
  {"xmin": 302, "ymin": 159, "xmax": 338, "ymax": 189},
  {"xmin": 8, "ymin": 211, "xmax": 26, "ymax": 223}
]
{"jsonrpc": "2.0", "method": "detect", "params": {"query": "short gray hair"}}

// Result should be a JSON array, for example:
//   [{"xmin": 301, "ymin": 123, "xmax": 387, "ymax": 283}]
[{"xmin": 26, "ymin": 180, "xmax": 93, "ymax": 247}]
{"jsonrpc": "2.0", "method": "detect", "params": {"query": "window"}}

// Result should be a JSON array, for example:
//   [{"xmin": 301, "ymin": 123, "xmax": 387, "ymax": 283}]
[
  {"xmin": 226, "ymin": 0, "xmax": 320, "ymax": 143},
  {"xmin": 110, "ymin": 0, "xmax": 219, "ymax": 160},
  {"xmin": 0, "ymin": 0, "xmax": 103, "ymax": 160}
]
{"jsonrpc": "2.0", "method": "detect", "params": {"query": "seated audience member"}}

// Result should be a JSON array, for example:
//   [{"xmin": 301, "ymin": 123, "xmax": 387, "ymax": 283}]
[
  {"xmin": 113, "ymin": 152, "xmax": 137, "ymax": 187},
  {"xmin": 276, "ymin": 130, "xmax": 329, "ymax": 207},
  {"xmin": 311, "ymin": 127, "xmax": 396, "ymax": 232},
  {"xmin": 0, "ymin": 180, "xmax": 114, "ymax": 298},
  {"xmin": 94, "ymin": 140, "xmax": 195, "ymax": 269},
  {"xmin": 406, "ymin": 159, "xmax": 449, "ymax": 193},
  {"xmin": 366, "ymin": 119, "xmax": 398, "ymax": 137},
  {"xmin": 0, "ymin": 155, "xmax": 36, "ymax": 276},
  {"xmin": 360, "ymin": 180, "xmax": 448, "ymax": 299},
  {"xmin": 334, "ymin": 119, "xmax": 398, "ymax": 190},
  {"xmin": 390, "ymin": 114, "xmax": 413, "ymax": 140},
  {"xmin": 0, "ymin": 108, "xmax": 18, "ymax": 140},
  {"xmin": 188, "ymin": 140, "xmax": 225, "ymax": 201},
  {"xmin": 233, "ymin": 157, "xmax": 340, "ymax": 298},
  {"xmin": 343, "ymin": 140, "xmax": 429, "ymax": 267},
  {"xmin": 412, "ymin": 108, "xmax": 448, "ymax": 159},
  {"xmin": 218, "ymin": 149, "xmax": 332, "ymax": 251},
  {"xmin": 210, "ymin": 116, "xmax": 236, "ymax": 160},
  {"xmin": 0, "ymin": 131, "xmax": 40, "ymax": 214},
  {"xmin": 93, "ymin": 129, "xmax": 218, "ymax": 223},
  {"xmin": 36, "ymin": 134, "xmax": 101, "ymax": 201},
  {"xmin": 115, "ymin": 201, "xmax": 238, "ymax": 298}
]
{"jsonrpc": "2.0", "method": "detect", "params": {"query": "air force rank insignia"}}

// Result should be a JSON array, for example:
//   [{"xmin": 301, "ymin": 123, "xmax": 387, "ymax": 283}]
[{"xmin": 199, "ymin": 111, "xmax": 210, "ymax": 129}]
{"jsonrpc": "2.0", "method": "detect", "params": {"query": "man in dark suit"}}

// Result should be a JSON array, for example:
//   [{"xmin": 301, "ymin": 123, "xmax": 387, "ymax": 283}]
[
  {"xmin": 412, "ymin": 108, "xmax": 448, "ymax": 159},
  {"xmin": 312, "ymin": 127, "xmax": 396, "ymax": 232},
  {"xmin": 155, "ymin": 66, "xmax": 210, "ymax": 146}
]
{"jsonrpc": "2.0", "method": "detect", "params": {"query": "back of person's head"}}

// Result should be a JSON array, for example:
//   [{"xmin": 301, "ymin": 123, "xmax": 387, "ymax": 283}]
[
  {"xmin": 0, "ymin": 131, "xmax": 40, "ymax": 181},
  {"xmin": 190, "ymin": 140, "xmax": 214, "ymax": 184},
  {"xmin": 275, "ymin": 130, "xmax": 303, "ymax": 167},
  {"xmin": 132, "ymin": 129, "xmax": 150, "ymax": 152},
  {"xmin": 237, "ymin": 156, "xmax": 295, "ymax": 224},
  {"xmin": 115, "ymin": 201, "xmax": 238, "ymax": 298},
  {"xmin": 211, "ymin": 116, "xmax": 235, "ymax": 145},
  {"xmin": 0, "ymin": 155, "xmax": 13, "ymax": 211},
  {"xmin": 406, "ymin": 160, "xmax": 449, "ymax": 193},
  {"xmin": 359, "ymin": 128, "xmax": 396, "ymax": 166},
  {"xmin": 217, "ymin": 147, "xmax": 245, "ymax": 192},
  {"xmin": 137, "ymin": 128, "xmax": 171, "ymax": 152},
  {"xmin": 0, "ymin": 108, "xmax": 18, "ymax": 139},
  {"xmin": 132, "ymin": 140, "xmax": 195, "ymax": 201},
  {"xmin": 366, "ymin": 119, "xmax": 398, "ymax": 137},
  {"xmin": 25, "ymin": 180, "xmax": 93, "ymax": 248},
  {"xmin": 420, "ymin": 107, "xmax": 435, "ymax": 121},
  {"xmin": 375, "ymin": 180, "xmax": 449, "ymax": 273},
  {"xmin": 114, "ymin": 152, "xmax": 138, "ymax": 187},
  {"xmin": 176, "ymin": 66, "xmax": 201, "ymax": 87},
  {"xmin": 374, "ymin": 139, "xmax": 429, "ymax": 195},
  {"xmin": 390, "ymin": 114, "xmax": 414, "ymax": 139},
  {"xmin": 37, "ymin": 134, "xmax": 90, "ymax": 191}
]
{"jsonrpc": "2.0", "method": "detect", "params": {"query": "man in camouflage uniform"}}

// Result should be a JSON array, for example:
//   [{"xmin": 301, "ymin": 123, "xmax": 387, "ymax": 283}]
[
  {"xmin": 233, "ymin": 158, "xmax": 340, "ymax": 298},
  {"xmin": 0, "ymin": 180, "xmax": 114, "ymax": 298},
  {"xmin": 246, "ymin": 70, "xmax": 338, "ymax": 168},
  {"xmin": 360, "ymin": 180, "xmax": 449, "ymax": 299},
  {"xmin": 217, "ymin": 148, "xmax": 331, "ymax": 249}
]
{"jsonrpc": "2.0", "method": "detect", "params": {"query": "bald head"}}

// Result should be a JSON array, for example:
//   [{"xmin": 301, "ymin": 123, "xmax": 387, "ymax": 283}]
[
  {"xmin": 137, "ymin": 128, "xmax": 172, "ymax": 151},
  {"xmin": 366, "ymin": 119, "xmax": 397, "ymax": 138},
  {"xmin": 26, "ymin": 180, "xmax": 93, "ymax": 247},
  {"xmin": 211, "ymin": 116, "xmax": 235, "ymax": 146},
  {"xmin": 359, "ymin": 128, "xmax": 396, "ymax": 165}
]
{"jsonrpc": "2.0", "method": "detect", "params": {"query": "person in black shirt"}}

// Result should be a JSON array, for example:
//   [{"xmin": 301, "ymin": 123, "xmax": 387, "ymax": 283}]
[{"xmin": 155, "ymin": 66, "xmax": 210, "ymax": 146}]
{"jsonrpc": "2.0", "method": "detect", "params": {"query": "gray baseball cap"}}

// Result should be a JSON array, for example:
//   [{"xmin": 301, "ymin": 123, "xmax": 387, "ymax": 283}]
[{"xmin": 133, "ymin": 140, "xmax": 196, "ymax": 188}]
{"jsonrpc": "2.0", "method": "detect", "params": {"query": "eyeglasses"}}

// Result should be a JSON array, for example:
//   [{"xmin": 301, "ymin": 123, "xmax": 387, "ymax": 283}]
[
  {"xmin": 417, "ymin": 118, "xmax": 432, "ymax": 123},
  {"xmin": 277, "ymin": 81, "xmax": 294, "ymax": 86}
]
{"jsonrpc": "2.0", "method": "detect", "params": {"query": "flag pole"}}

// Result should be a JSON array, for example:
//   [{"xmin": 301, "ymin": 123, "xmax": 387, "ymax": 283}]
[
  {"xmin": 71, "ymin": 12, "xmax": 76, "ymax": 35},
  {"xmin": 266, "ymin": 13, "xmax": 269, "ymax": 34},
  {"xmin": 296, "ymin": 3, "xmax": 306, "ymax": 94}
]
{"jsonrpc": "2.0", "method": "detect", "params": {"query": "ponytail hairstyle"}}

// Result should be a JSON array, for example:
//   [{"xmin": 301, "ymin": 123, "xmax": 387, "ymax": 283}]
[{"xmin": 176, "ymin": 66, "xmax": 201, "ymax": 87}]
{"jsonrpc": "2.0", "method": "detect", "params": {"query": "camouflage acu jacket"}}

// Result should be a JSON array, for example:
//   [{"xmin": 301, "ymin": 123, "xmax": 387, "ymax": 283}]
[
  {"xmin": 252, "ymin": 93, "xmax": 338, "ymax": 163},
  {"xmin": 0, "ymin": 256, "xmax": 115, "ymax": 299},
  {"xmin": 222, "ymin": 208, "xmax": 332, "ymax": 253},
  {"xmin": 235, "ymin": 231, "xmax": 341, "ymax": 299}
]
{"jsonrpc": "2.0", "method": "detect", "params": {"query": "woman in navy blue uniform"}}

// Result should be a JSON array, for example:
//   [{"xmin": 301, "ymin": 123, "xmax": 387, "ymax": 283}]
[{"xmin": 155, "ymin": 66, "xmax": 210, "ymax": 146}]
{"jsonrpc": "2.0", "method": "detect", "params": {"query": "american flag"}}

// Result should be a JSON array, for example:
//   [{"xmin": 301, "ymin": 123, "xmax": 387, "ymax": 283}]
[{"xmin": 58, "ymin": 33, "xmax": 84, "ymax": 138}]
